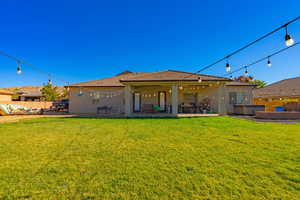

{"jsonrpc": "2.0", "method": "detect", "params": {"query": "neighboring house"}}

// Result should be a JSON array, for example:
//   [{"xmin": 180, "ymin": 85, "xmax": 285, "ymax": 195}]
[
  {"xmin": 67, "ymin": 70, "xmax": 255, "ymax": 116},
  {"xmin": 17, "ymin": 90, "xmax": 44, "ymax": 102},
  {"xmin": 3, "ymin": 86, "xmax": 65, "ymax": 102},
  {"xmin": 0, "ymin": 89, "xmax": 13, "ymax": 101},
  {"xmin": 253, "ymin": 76, "xmax": 300, "ymax": 111}
]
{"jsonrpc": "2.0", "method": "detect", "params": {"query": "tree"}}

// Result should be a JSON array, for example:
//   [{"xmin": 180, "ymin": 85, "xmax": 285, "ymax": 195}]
[
  {"xmin": 60, "ymin": 88, "xmax": 69, "ymax": 99},
  {"xmin": 249, "ymin": 80, "xmax": 267, "ymax": 88},
  {"xmin": 41, "ymin": 83, "xmax": 60, "ymax": 101},
  {"xmin": 234, "ymin": 76, "xmax": 253, "ymax": 82},
  {"xmin": 234, "ymin": 76, "xmax": 267, "ymax": 88}
]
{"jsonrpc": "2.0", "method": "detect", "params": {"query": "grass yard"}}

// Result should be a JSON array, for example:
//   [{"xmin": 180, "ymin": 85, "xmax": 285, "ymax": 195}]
[{"xmin": 0, "ymin": 117, "xmax": 299, "ymax": 199}]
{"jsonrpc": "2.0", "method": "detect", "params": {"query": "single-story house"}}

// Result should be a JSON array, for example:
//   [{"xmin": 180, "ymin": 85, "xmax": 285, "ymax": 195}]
[
  {"xmin": 67, "ymin": 70, "xmax": 255, "ymax": 116},
  {"xmin": 253, "ymin": 76, "xmax": 300, "ymax": 111},
  {"xmin": 16, "ymin": 90, "xmax": 44, "ymax": 102},
  {"xmin": 0, "ymin": 89, "xmax": 13, "ymax": 101}
]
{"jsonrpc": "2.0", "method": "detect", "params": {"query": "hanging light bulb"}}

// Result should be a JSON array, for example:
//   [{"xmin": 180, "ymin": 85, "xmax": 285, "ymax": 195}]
[
  {"xmin": 244, "ymin": 66, "xmax": 249, "ymax": 76},
  {"xmin": 17, "ymin": 63, "xmax": 22, "ymax": 75},
  {"xmin": 285, "ymin": 26, "xmax": 294, "ymax": 47},
  {"xmin": 78, "ymin": 88, "xmax": 84, "ymax": 96},
  {"xmin": 226, "ymin": 62, "xmax": 230, "ymax": 72},
  {"xmin": 198, "ymin": 76, "xmax": 202, "ymax": 83},
  {"xmin": 225, "ymin": 56, "xmax": 231, "ymax": 72},
  {"xmin": 267, "ymin": 57, "xmax": 272, "ymax": 67}
]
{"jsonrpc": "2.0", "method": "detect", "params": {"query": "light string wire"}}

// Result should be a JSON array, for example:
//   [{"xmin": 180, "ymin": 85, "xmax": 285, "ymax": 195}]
[
  {"xmin": 1, "ymin": 16, "xmax": 300, "ymax": 85},
  {"xmin": 197, "ymin": 16, "xmax": 300, "ymax": 73},
  {"xmin": 181, "ymin": 16, "xmax": 300, "ymax": 80},
  {"xmin": 223, "ymin": 41, "xmax": 300, "ymax": 77},
  {"xmin": 0, "ymin": 50, "xmax": 70, "ymax": 85}
]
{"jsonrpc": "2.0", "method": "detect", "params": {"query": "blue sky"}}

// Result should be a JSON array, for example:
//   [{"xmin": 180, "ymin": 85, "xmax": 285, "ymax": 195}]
[{"xmin": 0, "ymin": 0, "xmax": 300, "ymax": 87}]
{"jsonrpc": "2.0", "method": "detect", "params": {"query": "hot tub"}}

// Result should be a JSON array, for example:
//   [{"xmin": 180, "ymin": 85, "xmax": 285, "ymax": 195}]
[{"xmin": 233, "ymin": 104, "xmax": 265, "ymax": 115}]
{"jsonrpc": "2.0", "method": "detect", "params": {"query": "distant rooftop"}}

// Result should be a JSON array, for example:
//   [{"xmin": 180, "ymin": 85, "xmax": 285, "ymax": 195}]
[{"xmin": 253, "ymin": 76, "xmax": 300, "ymax": 98}]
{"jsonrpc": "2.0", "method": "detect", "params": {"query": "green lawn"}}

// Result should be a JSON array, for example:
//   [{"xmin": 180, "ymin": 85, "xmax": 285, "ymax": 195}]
[{"xmin": 0, "ymin": 117, "xmax": 299, "ymax": 200}]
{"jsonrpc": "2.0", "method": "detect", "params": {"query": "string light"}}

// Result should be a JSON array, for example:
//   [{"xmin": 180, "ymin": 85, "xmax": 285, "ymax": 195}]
[
  {"xmin": 285, "ymin": 25, "xmax": 294, "ymax": 47},
  {"xmin": 244, "ymin": 66, "xmax": 249, "ymax": 76},
  {"xmin": 47, "ymin": 74, "xmax": 52, "ymax": 85},
  {"xmin": 198, "ymin": 76, "xmax": 202, "ymax": 83},
  {"xmin": 224, "ymin": 41, "xmax": 300, "ymax": 77},
  {"xmin": 181, "ymin": 16, "xmax": 300, "ymax": 80},
  {"xmin": 16, "ymin": 62, "xmax": 22, "ymax": 75},
  {"xmin": 3, "ymin": 17, "xmax": 300, "ymax": 85},
  {"xmin": 0, "ymin": 50, "xmax": 70, "ymax": 84},
  {"xmin": 78, "ymin": 88, "xmax": 84, "ymax": 96},
  {"xmin": 226, "ymin": 57, "xmax": 231, "ymax": 72},
  {"xmin": 267, "ymin": 56, "xmax": 272, "ymax": 67}
]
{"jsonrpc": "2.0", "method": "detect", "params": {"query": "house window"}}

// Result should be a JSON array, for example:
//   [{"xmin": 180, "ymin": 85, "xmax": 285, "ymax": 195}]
[{"xmin": 229, "ymin": 92, "xmax": 247, "ymax": 105}]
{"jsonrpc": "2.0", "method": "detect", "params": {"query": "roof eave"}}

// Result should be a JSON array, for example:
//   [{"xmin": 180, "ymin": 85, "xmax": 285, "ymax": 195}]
[{"xmin": 119, "ymin": 79, "xmax": 230, "ymax": 82}]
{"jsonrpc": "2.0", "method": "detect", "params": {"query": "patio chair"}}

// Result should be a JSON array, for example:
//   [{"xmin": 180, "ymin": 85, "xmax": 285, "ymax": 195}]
[{"xmin": 141, "ymin": 104, "xmax": 155, "ymax": 113}]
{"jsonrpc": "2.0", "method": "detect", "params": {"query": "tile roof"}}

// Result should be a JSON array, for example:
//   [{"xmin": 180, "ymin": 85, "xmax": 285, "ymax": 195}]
[
  {"xmin": 68, "ymin": 72, "xmax": 148, "ymax": 87},
  {"xmin": 253, "ymin": 76, "xmax": 300, "ymax": 98},
  {"xmin": 69, "ymin": 70, "xmax": 231, "ymax": 87},
  {"xmin": 120, "ymin": 70, "xmax": 230, "ymax": 82}
]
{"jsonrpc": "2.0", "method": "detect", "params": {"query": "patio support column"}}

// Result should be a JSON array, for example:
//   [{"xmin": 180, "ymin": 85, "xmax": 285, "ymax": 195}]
[
  {"xmin": 218, "ymin": 84, "xmax": 227, "ymax": 115},
  {"xmin": 124, "ymin": 85, "xmax": 132, "ymax": 116},
  {"xmin": 172, "ymin": 84, "xmax": 178, "ymax": 115}
]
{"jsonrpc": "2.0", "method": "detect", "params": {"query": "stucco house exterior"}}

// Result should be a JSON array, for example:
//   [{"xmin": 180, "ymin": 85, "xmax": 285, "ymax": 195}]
[{"xmin": 67, "ymin": 70, "xmax": 255, "ymax": 116}]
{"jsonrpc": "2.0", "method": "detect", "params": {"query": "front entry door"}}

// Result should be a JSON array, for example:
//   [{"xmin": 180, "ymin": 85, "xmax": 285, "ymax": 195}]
[
  {"xmin": 158, "ymin": 92, "xmax": 166, "ymax": 111},
  {"xmin": 133, "ymin": 92, "xmax": 141, "ymax": 112}
]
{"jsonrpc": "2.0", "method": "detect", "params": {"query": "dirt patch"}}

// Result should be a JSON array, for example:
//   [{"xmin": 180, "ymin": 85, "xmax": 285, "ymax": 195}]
[{"xmin": 0, "ymin": 114, "xmax": 74, "ymax": 123}]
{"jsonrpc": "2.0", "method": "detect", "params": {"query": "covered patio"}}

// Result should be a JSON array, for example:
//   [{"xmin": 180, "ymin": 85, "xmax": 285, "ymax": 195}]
[{"xmin": 123, "ymin": 81, "xmax": 227, "ymax": 116}]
